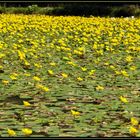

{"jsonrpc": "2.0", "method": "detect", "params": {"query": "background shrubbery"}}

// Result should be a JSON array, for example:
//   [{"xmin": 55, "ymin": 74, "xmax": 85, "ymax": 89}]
[{"xmin": 0, "ymin": 3, "xmax": 140, "ymax": 17}]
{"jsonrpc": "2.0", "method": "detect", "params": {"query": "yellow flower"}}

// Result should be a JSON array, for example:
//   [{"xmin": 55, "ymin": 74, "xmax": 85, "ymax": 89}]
[
  {"xmin": 121, "ymin": 70, "xmax": 129, "ymax": 77},
  {"xmin": 34, "ymin": 63, "xmax": 42, "ymax": 68},
  {"xmin": 88, "ymin": 70, "xmax": 96, "ymax": 75},
  {"xmin": 36, "ymin": 84, "xmax": 43, "ymax": 89},
  {"xmin": 67, "ymin": 61, "xmax": 76, "ymax": 66},
  {"xmin": 24, "ymin": 73, "xmax": 31, "ymax": 77},
  {"xmin": 129, "ymin": 126, "xmax": 138, "ymax": 136},
  {"xmin": 0, "ymin": 65, "xmax": 3, "ymax": 69},
  {"xmin": 48, "ymin": 70, "xmax": 54, "ymax": 75},
  {"xmin": 119, "ymin": 96, "xmax": 128, "ymax": 103},
  {"xmin": 62, "ymin": 73, "xmax": 68, "ymax": 78},
  {"xmin": 71, "ymin": 110, "xmax": 80, "ymax": 116},
  {"xmin": 115, "ymin": 70, "xmax": 121, "ymax": 75},
  {"xmin": 12, "ymin": 73, "xmax": 18, "ymax": 77},
  {"xmin": 93, "ymin": 44, "xmax": 98, "ymax": 50},
  {"xmin": 104, "ymin": 62, "xmax": 109, "ymax": 66},
  {"xmin": 96, "ymin": 50, "xmax": 103, "ymax": 55},
  {"xmin": 49, "ymin": 62, "xmax": 56, "ymax": 66},
  {"xmin": 81, "ymin": 67, "xmax": 87, "ymax": 71},
  {"xmin": 33, "ymin": 76, "xmax": 41, "ymax": 81},
  {"xmin": 0, "ymin": 54, "xmax": 5, "ymax": 58},
  {"xmin": 36, "ymin": 84, "xmax": 50, "ymax": 92},
  {"xmin": 10, "ymin": 75, "xmax": 17, "ymax": 80},
  {"xmin": 78, "ymin": 47, "xmax": 85, "ymax": 52},
  {"xmin": 23, "ymin": 101, "xmax": 31, "ymax": 107},
  {"xmin": 2, "ymin": 80, "xmax": 9, "ymax": 85},
  {"xmin": 7, "ymin": 129, "xmax": 16, "ymax": 137},
  {"xmin": 130, "ymin": 66, "xmax": 136, "ymax": 71},
  {"xmin": 17, "ymin": 50, "xmax": 25, "ymax": 60},
  {"xmin": 126, "ymin": 55, "xmax": 133, "ymax": 62},
  {"xmin": 131, "ymin": 117, "xmax": 139, "ymax": 126},
  {"xmin": 24, "ymin": 60, "xmax": 30, "ymax": 66},
  {"xmin": 77, "ymin": 77, "xmax": 83, "ymax": 81},
  {"xmin": 42, "ymin": 86, "xmax": 50, "ymax": 92},
  {"xmin": 96, "ymin": 85, "xmax": 104, "ymax": 91},
  {"xmin": 110, "ymin": 65, "xmax": 115, "ymax": 70},
  {"xmin": 22, "ymin": 128, "xmax": 32, "ymax": 136},
  {"xmin": 74, "ymin": 50, "xmax": 83, "ymax": 56}
]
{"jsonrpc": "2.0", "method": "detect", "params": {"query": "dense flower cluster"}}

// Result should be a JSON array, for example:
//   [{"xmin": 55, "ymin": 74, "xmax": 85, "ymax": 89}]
[{"xmin": 0, "ymin": 14, "xmax": 140, "ymax": 137}]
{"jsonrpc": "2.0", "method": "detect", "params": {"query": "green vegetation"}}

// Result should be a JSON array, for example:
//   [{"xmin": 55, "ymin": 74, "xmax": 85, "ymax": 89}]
[{"xmin": 0, "ymin": 4, "xmax": 140, "ymax": 17}]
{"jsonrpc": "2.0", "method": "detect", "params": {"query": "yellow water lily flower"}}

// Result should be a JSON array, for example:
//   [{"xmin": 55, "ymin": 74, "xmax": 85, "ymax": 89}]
[
  {"xmin": 130, "ymin": 66, "xmax": 136, "ymax": 71},
  {"xmin": 36, "ymin": 84, "xmax": 43, "ymax": 89},
  {"xmin": 49, "ymin": 62, "xmax": 56, "ymax": 66},
  {"xmin": 42, "ymin": 86, "xmax": 50, "ymax": 92},
  {"xmin": 77, "ymin": 77, "xmax": 83, "ymax": 81},
  {"xmin": 34, "ymin": 63, "xmax": 42, "ymax": 68},
  {"xmin": 12, "ymin": 73, "xmax": 18, "ymax": 76},
  {"xmin": 24, "ymin": 73, "xmax": 31, "ymax": 77},
  {"xmin": 22, "ymin": 128, "xmax": 32, "ymax": 136},
  {"xmin": 62, "ymin": 73, "xmax": 68, "ymax": 78},
  {"xmin": 2, "ymin": 80, "xmax": 9, "ymax": 85},
  {"xmin": 81, "ymin": 67, "xmax": 87, "ymax": 71},
  {"xmin": 115, "ymin": 70, "xmax": 121, "ymax": 75},
  {"xmin": 129, "ymin": 126, "xmax": 138, "ymax": 136},
  {"xmin": 110, "ymin": 65, "xmax": 115, "ymax": 70},
  {"xmin": 104, "ymin": 62, "xmax": 109, "ymax": 66},
  {"xmin": 96, "ymin": 85, "xmax": 104, "ymax": 91},
  {"xmin": 24, "ymin": 60, "xmax": 30, "ymax": 66},
  {"xmin": 48, "ymin": 70, "xmax": 54, "ymax": 75},
  {"xmin": 121, "ymin": 70, "xmax": 129, "ymax": 77},
  {"xmin": 10, "ymin": 75, "xmax": 17, "ymax": 80},
  {"xmin": 23, "ymin": 101, "xmax": 31, "ymax": 107},
  {"xmin": 17, "ymin": 50, "xmax": 25, "ymax": 60},
  {"xmin": 88, "ymin": 70, "xmax": 96, "ymax": 75},
  {"xmin": 7, "ymin": 129, "xmax": 16, "ymax": 136},
  {"xmin": 131, "ymin": 117, "xmax": 139, "ymax": 126},
  {"xmin": 67, "ymin": 61, "xmax": 76, "ymax": 66},
  {"xmin": 126, "ymin": 55, "xmax": 133, "ymax": 62},
  {"xmin": 119, "ymin": 96, "xmax": 128, "ymax": 103},
  {"xmin": 0, "ymin": 54, "xmax": 5, "ymax": 58},
  {"xmin": 36, "ymin": 84, "xmax": 50, "ymax": 92},
  {"xmin": 71, "ymin": 110, "xmax": 80, "ymax": 116},
  {"xmin": 0, "ymin": 65, "xmax": 3, "ymax": 69},
  {"xmin": 33, "ymin": 76, "xmax": 41, "ymax": 81}
]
